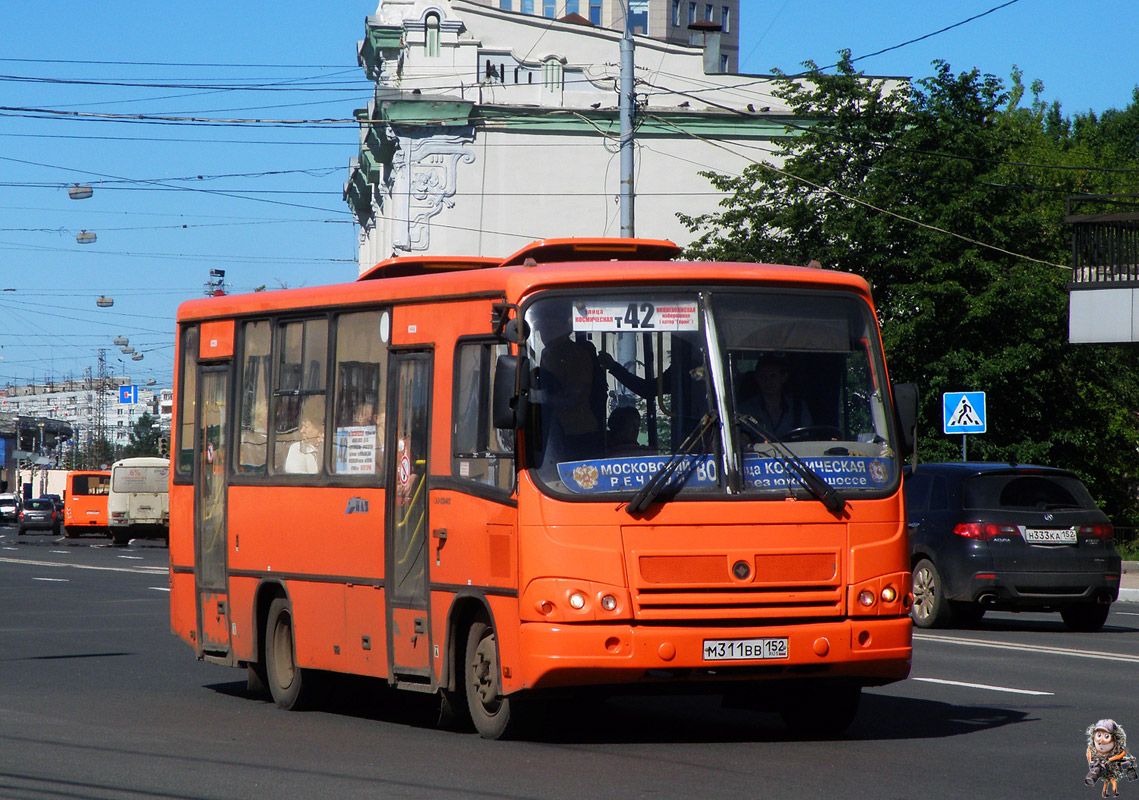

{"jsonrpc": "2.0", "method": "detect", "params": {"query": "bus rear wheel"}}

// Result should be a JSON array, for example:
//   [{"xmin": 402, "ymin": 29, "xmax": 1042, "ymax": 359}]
[
  {"xmin": 464, "ymin": 615, "xmax": 517, "ymax": 739},
  {"xmin": 266, "ymin": 597, "xmax": 317, "ymax": 710}
]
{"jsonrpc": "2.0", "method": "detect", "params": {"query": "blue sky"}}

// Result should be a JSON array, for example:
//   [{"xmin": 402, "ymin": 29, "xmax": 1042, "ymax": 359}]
[{"xmin": 0, "ymin": 0, "xmax": 1135, "ymax": 390}]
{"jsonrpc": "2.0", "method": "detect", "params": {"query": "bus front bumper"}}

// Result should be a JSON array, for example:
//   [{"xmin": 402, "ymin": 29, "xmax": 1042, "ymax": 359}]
[{"xmin": 515, "ymin": 617, "xmax": 912, "ymax": 691}]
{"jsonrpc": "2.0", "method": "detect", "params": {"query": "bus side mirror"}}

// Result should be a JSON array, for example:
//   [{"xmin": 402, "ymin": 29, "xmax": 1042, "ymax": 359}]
[
  {"xmin": 502, "ymin": 317, "xmax": 529, "ymax": 344},
  {"xmin": 493, "ymin": 354, "xmax": 530, "ymax": 429},
  {"xmin": 892, "ymin": 382, "xmax": 918, "ymax": 459}
]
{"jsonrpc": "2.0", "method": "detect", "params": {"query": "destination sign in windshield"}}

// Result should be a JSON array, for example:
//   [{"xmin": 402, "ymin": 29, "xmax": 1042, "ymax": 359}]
[
  {"xmin": 571, "ymin": 300, "xmax": 699, "ymax": 332},
  {"xmin": 556, "ymin": 454, "xmax": 893, "ymax": 494}
]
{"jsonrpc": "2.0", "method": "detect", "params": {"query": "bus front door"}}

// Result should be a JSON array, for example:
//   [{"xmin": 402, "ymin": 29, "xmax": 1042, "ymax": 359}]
[
  {"xmin": 195, "ymin": 365, "xmax": 232, "ymax": 660},
  {"xmin": 386, "ymin": 352, "xmax": 432, "ymax": 682}
]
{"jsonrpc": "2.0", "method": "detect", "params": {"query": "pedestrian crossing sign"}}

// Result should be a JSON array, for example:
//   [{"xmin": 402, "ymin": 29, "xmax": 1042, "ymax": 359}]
[{"xmin": 943, "ymin": 391, "xmax": 986, "ymax": 434}]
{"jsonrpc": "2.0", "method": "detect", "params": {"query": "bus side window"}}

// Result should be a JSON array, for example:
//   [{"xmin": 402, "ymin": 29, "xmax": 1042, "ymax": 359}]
[
  {"xmin": 175, "ymin": 325, "xmax": 198, "ymax": 477},
  {"xmin": 331, "ymin": 310, "xmax": 387, "ymax": 477},
  {"xmin": 273, "ymin": 318, "xmax": 328, "ymax": 475},
  {"xmin": 453, "ymin": 340, "xmax": 514, "ymax": 491},
  {"xmin": 237, "ymin": 320, "xmax": 271, "ymax": 473}
]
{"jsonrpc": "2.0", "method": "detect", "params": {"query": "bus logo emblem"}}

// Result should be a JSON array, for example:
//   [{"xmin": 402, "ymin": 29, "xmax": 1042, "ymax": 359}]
[
  {"xmin": 572, "ymin": 464, "xmax": 599, "ymax": 490},
  {"xmin": 345, "ymin": 498, "xmax": 369, "ymax": 514}
]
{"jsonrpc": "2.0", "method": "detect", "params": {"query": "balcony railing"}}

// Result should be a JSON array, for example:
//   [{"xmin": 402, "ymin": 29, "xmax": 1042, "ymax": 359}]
[{"xmin": 1066, "ymin": 195, "xmax": 1139, "ymax": 286}]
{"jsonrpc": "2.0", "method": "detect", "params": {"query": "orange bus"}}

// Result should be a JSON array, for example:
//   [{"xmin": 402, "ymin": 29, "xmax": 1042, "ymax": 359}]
[
  {"xmin": 169, "ymin": 238, "xmax": 917, "ymax": 738},
  {"xmin": 64, "ymin": 469, "xmax": 111, "ymax": 538}
]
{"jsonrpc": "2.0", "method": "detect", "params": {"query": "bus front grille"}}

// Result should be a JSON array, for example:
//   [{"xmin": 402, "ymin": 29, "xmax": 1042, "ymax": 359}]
[{"xmin": 632, "ymin": 586, "xmax": 844, "ymax": 620}]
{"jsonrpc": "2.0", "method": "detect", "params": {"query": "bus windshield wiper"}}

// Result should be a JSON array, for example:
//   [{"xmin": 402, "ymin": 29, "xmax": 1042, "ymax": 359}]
[
  {"xmin": 736, "ymin": 414, "xmax": 847, "ymax": 515},
  {"xmin": 625, "ymin": 414, "xmax": 717, "ymax": 515}
]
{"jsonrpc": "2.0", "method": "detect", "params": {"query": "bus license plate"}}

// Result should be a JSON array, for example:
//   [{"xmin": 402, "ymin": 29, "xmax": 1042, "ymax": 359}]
[
  {"xmin": 702, "ymin": 637, "xmax": 788, "ymax": 661},
  {"xmin": 1023, "ymin": 527, "xmax": 1077, "ymax": 544}
]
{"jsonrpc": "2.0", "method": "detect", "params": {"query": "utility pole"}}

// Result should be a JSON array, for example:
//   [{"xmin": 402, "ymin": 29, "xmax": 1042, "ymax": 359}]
[
  {"xmin": 94, "ymin": 349, "xmax": 108, "ymax": 467},
  {"xmin": 618, "ymin": 0, "xmax": 635, "ymax": 237}
]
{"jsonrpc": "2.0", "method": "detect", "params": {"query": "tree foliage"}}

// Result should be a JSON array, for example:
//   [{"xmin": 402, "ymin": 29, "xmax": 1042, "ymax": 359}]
[
  {"xmin": 682, "ymin": 55, "xmax": 1139, "ymax": 524},
  {"xmin": 122, "ymin": 412, "xmax": 162, "ymax": 458}
]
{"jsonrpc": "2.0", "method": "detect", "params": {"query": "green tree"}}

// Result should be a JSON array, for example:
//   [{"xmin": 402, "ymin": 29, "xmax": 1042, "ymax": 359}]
[
  {"xmin": 122, "ymin": 412, "xmax": 162, "ymax": 458},
  {"xmin": 682, "ymin": 55, "xmax": 1139, "ymax": 524}
]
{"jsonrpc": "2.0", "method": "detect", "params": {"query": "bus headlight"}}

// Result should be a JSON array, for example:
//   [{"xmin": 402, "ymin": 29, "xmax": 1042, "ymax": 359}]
[{"xmin": 520, "ymin": 579, "xmax": 631, "ymax": 622}]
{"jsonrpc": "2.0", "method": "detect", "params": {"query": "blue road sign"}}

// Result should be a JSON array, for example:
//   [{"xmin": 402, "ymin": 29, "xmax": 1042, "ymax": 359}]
[
  {"xmin": 943, "ymin": 391, "xmax": 986, "ymax": 434},
  {"xmin": 119, "ymin": 384, "xmax": 138, "ymax": 404}
]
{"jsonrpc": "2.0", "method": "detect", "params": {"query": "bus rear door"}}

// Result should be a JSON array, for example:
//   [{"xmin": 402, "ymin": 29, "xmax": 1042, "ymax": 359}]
[{"xmin": 386, "ymin": 352, "xmax": 433, "ymax": 683}]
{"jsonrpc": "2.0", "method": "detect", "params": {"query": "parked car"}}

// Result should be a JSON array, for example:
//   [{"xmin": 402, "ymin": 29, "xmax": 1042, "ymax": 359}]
[
  {"xmin": 18, "ymin": 497, "xmax": 61, "ymax": 535},
  {"xmin": 905, "ymin": 463, "xmax": 1120, "ymax": 631},
  {"xmin": 0, "ymin": 493, "xmax": 20, "ymax": 523}
]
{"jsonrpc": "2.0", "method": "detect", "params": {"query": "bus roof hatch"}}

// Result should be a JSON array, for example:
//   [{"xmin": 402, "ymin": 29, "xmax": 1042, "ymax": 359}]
[
  {"xmin": 356, "ymin": 255, "xmax": 501, "ymax": 282},
  {"xmin": 498, "ymin": 237, "xmax": 682, "ymax": 267}
]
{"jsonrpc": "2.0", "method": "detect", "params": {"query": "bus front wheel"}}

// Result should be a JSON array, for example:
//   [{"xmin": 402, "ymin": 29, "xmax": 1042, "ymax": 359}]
[
  {"xmin": 265, "ymin": 597, "xmax": 316, "ymax": 711},
  {"xmin": 464, "ymin": 615, "xmax": 516, "ymax": 739}
]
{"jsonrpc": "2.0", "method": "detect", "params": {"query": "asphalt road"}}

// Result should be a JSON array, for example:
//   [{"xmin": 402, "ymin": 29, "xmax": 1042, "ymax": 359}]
[{"xmin": 0, "ymin": 524, "xmax": 1135, "ymax": 800}]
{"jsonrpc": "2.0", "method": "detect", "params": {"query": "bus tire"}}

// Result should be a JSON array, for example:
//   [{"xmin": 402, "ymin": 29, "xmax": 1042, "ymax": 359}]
[
  {"xmin": 464, "ymin": 615, "xmax": 516, "ymax": 739},
  {"xmin": 265, "ymin": 597, "xmax": 316, "ymax": 711},
  {"xmin": 111, "ymin": 530, "xmax": 131, "ymax": 546},
  {"xmin": 64, "ymin": 526, "xmax": 79, "ymax": 539}
]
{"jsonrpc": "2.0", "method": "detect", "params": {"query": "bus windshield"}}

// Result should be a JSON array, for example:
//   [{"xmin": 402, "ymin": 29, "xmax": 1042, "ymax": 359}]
[{"xmin": 523, "ymin": 289, "xmax": 898, "ymax": 501}]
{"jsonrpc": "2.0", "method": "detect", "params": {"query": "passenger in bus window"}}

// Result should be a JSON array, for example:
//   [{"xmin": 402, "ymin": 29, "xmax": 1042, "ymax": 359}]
[
  {"xmin": 738, "ymin": 354, "xmax": 812, "ymax": 438},
  {"xmin": 607, "ymin": 405, "xmax": 650, "ymax": 455},
  {"xmin": 284, "ymin": 398, "xmax": 325, "ymax": 474}
]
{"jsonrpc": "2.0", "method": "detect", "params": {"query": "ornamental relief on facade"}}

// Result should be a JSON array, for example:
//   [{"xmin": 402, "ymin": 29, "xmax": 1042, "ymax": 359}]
[{"xmin": 390, "ymin": 131, "xmax": 475, "ymax": 252}]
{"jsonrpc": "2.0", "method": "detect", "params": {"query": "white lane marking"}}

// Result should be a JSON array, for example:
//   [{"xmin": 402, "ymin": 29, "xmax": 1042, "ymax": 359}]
[
  {"xmin": 49, "ymin": 550, "xmax": 70, "ymax": 555},
  {"xmin": 0, "ymin": 556, "xmax": 167, "ymax": 576},
  {"xmin": 1114, "ymin": 611, "xmax": 1139, "ymax": 617},
  {"xmin": 33, "ymin": 577, "xmax": 68, "ymax": 583},
  {"xmin": 118, "ymin": 556, "xmax": 143, "ymax": 560},
  {"xmin": 914, "ymin": 632, "xmax": 1139, "ymax": 664},
  {"xmin": 150, "ymin": 587, "xmax": 170, "ymax": 592},
  {"xmin": 913, "ymin": 677, "xmax": 1052, "ymax": 696}
]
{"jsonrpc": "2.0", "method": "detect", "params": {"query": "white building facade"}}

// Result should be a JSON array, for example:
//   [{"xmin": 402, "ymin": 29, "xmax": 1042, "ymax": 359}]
[
  {"xmin": 0, "ymin": 381, "xmax": 161, "ymax": 458},
  {"xmin": 463, "ymin": 0, "xmax": 740, "ymax": 72},
  {"xmin": 345, "ymin": 0, "xmax": 794, "ymax": 270}
]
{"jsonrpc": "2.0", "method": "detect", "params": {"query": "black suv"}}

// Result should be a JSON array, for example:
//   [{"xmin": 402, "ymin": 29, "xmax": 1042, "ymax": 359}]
[{"xmin": 905, "ymin": 463, "xmax": 1120, "ymax": 631}]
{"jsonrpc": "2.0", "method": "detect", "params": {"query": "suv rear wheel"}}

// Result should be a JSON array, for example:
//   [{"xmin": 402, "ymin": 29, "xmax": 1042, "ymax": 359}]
[
  {"xmin": 911, "ymin": 559, "xmax": 952, "ymax": 628},
  {"xmin": 1060, "ymin": 603, "xmax": 1110, "ymax": 632}
]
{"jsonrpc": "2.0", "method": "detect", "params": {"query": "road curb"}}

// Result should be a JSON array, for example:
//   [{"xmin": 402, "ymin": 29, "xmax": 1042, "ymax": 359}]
[{"xmin": 1119, "ymin": 561, "xmax": 1139, "ymax": 603}]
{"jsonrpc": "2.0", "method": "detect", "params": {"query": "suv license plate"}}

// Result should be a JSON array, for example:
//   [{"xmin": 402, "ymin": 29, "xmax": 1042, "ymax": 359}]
[
  {"xmin": 1023, "ymin": 527, "xmax": 1077, "ymax": 544},
  {"xmin": 703, "ymin": 637, "xmax": 788, "ymax": 661}
]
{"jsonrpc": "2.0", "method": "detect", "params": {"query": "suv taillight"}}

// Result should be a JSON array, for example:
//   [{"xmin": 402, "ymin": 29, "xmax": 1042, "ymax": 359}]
[
  {"xmin": 1079, "ymin": 523, "xmax": 1114, "ymax": 541},
  {"xmin": 953, "ymin": 522, "xmax": 1019, "ymax": 540}
]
